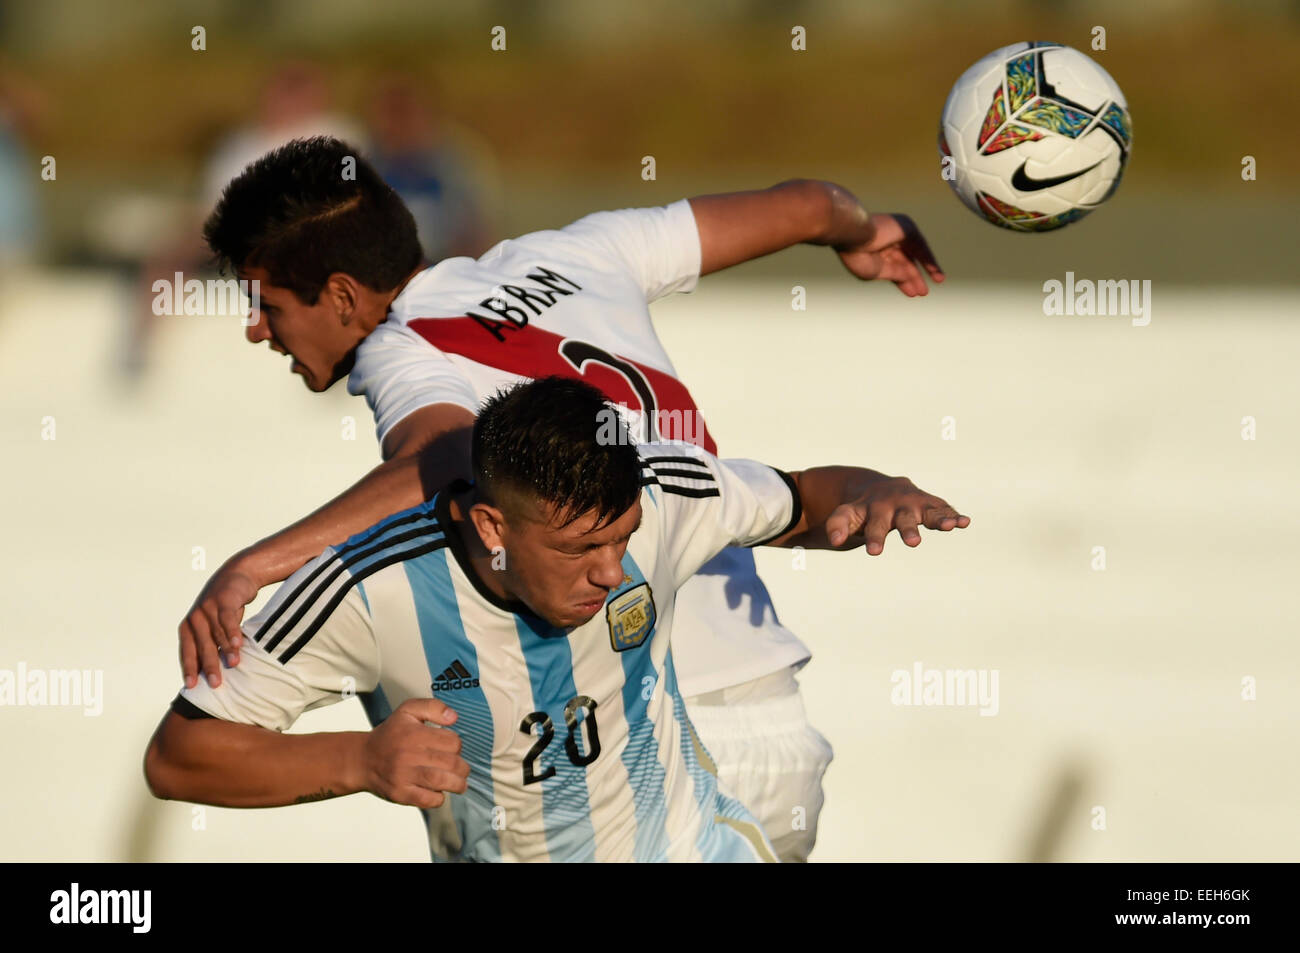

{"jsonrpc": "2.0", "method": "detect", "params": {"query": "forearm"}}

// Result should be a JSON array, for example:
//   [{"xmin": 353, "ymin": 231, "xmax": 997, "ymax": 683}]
[
  {"xmin": 691, "ymin": 179, "xmax": 875, "ymax": 274},
  {"xmin": 231, "ymin": 455, "xmax": 429, "ymax": 586},
  {"xmin": 231, "ymin": 419, "xmax": 472, "ymax": 587},
  {"xmin": 145, "ymin": 711, "xmax": 367, "ymax": 807}
]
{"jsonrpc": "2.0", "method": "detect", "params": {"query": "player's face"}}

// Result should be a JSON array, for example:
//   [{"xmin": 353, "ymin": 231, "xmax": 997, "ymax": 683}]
[
  {"xmin": 238, "ymin": 266, "xmax": 357, "ymax": 392},
  {"xmin": 502, "ymin": 498, "xmax": 643, "ymax": 630}
]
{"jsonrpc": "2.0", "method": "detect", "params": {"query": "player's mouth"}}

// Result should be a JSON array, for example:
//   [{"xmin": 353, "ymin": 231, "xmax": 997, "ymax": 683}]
[
  {"xmin": 574, "ymin": 594, "xmax": 608, "ymax": 615},
  {"xmin": 274, "ymin": 346, "xmax": 306, "ymax": 376},
  {"xmin": 268, "ymin": 340, "xmax": 299, "ymax": 368}
]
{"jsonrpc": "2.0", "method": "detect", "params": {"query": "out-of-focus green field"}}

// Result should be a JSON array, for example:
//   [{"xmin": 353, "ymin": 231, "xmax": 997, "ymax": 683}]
[
  {"xmin": 7, "ymin": 2, "xmax": 1299, "ymax": 283},
  {"xmin": 1, "ymin": 271, "xmax": 1296, "ymax": 861}
]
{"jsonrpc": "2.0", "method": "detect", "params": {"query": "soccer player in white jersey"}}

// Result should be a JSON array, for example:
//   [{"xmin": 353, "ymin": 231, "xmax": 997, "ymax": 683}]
[
  {"xmin": 148, "ymin": 377, "xmax": 969, "ymax": 862},
  {"xmin": 177, "ymin": 137, "xmax": 945, "ymax": 860}
]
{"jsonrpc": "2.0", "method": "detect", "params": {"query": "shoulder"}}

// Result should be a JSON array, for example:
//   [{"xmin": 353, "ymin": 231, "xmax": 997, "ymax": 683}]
[
  {"xmin": 560, "ymin": 200, "xmax": 694, "ymax": 248},
  {"xmin": 637, "ymin": 441, "xmax": 720, "ymax": 499},
  {"xmin": 333, "ymin": 496, "xmax": 449, "ymax": 563},
  {"xmin": 247, "ymin": 497, "xmax": 452, "ymax": 651}
]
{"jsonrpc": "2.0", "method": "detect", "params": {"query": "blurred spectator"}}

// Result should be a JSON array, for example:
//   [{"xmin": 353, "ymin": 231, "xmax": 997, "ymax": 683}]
[
  {"xmin": 365, "ymin": 73, "xmax": 496, "ymax": 261},
  {"xmin": 201, "ymin": 62, "xmax": 365, "ymax": 204},
  {"xmin": 0, "ymin": 58, "xmax": 44, "ymax": 267}
]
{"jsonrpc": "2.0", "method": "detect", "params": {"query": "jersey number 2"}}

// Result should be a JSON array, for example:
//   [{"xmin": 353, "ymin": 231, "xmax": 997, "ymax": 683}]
[{"xmin": 520, "ymin": 695, "xmax": 601, "ymax": 785}]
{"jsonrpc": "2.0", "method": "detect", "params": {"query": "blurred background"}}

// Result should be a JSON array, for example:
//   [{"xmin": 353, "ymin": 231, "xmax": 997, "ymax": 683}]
[{"xmin": 1, "ymin": 0, "xmax": 1298, "ymax": 862}]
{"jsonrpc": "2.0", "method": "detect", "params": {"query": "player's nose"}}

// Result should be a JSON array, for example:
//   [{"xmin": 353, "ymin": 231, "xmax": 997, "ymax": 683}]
[
  {"xmin": 589, "ymin": 554, "xmax": 625, "ymax": 591},
  {"xmin": 244, "ymin": 315, "xmax": 270, "ymax": 344}
]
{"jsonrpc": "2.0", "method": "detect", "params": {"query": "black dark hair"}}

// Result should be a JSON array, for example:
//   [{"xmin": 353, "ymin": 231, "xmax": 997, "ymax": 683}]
[
  {"xmin": 473, "ymin": 377, "xmax": 644, "ymax": 529},
  {"xmin": 202, "ymin": 136, "xmax": 422, "ymax": 304}
]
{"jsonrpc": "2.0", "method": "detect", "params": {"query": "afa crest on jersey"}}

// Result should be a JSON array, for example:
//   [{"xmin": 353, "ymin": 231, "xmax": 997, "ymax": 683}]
[{"xmin": 607, "ymin": 583, "xmax": 656, "ymax": 652}]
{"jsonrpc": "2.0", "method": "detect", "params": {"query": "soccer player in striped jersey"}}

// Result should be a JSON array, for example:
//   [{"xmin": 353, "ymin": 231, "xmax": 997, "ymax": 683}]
[
  {"xmin": 177, "ymin": 137, "xmax": 944, "ymax": 860},
  {"xmin": 146, "ymin": 377, "xmax": 969, "ymax": 862}
]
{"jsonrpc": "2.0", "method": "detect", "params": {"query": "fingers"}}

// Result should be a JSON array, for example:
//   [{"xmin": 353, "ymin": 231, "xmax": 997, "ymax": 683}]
[
  {"xmin": 179, "ymin": 620, "xmax": 199, "ymax": 689},
  {"xmin": 882, "ymin": 248, "xmax": 929, "ymax": 297},
  {"xmin": 916, "ymin": 250, "xmax": 945, "ymax": 283},
  {"xmin": 899, "ymin": 258, "xmax": 929, "ymax": 297},
  {"xmin": 398, "ymin": 696, "xmax": 459, "ymax": 727},
  {"xmin": 393, "ymin": 786, "xmax": 447, "ymax": 810},
  {"xmin": 864, "ymin": 502, "xmax": 895, "ymax": 556},
  {"xmin": 824, "ymin": 501, "xmax": 865, "ymax": 547},
  {"xmin": 204, "ymin": 604, "xmax": 233, "ymax": 659},
  {"xmin": 875, "ymin": 214, "xmax": 943, "ymax": 294},
  {"xmin": 393, "ymin": 761, "xmax": 471, "ymax": 810},
  {"xmin": 188, "ymin": 610, "xmax": 223, "ymax": 688},
  {"xmin": 922, "ymin": 502, "xmax": 971, "ymax": 531},
  {"xmin": 414, "ymin": 761, "xmax": 470, "ymax": 796},
  {"xmin": 835, "ymin": 491, "xmax": 971, "ymax": 555},
  {"xmin": 893, "ymin": 497, "xmax": 972, "ymax": 545},
  {"xmin": 418, "ymin": 727, "xmax": 464, "ymax": 759},
  {"xmin": 895, "ymin": 509, "xmax": 922, "ymax": 547},
  {"xmin": 216, "ymin": 603, "xmax": 244, "ymax": 664},
  {"xmin": 372, "ymin": 729, "xmax": 471, "ymax": 809},
  {"xmin": 899, "ymin": 216, "xmax": 945, "ymax": 283}
]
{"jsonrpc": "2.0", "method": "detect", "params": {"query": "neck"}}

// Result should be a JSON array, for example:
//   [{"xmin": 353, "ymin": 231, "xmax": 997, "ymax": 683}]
[{"xmin": 383, "ymin": 264, "xmax": 428, "ymax": 313}]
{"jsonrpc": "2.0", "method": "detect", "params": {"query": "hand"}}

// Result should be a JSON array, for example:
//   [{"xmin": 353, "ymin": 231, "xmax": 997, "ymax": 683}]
[
  {"xmin": 359, "ymin": 698, "xmax": 470, "ymax": 809},
  {"xmin": 835, "ymin": 213, "xmax": 944, "ymax": 297},
  {"xmin": 824, "ymin": 476, "xmax": 970, "ymax": 554},
  {"xmin": 179, "ymin": 558, "xmax": 261, "ymax": 689}
]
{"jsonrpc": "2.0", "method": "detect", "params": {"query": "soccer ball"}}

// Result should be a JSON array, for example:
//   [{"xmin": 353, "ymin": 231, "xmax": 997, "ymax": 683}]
[{"xmin": 938, "ymin": 42, "xmax": 1132, "ymax": 231}]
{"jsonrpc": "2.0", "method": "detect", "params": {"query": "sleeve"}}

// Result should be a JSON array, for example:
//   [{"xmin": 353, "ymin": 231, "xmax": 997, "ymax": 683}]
[
  {"xmin": 642, "ymin": 442, "xmax": 802, "ymax": 588},
  {"xmin": 178, "ymin": 550, "xmax": 381, "ymax": 732},
  {"xmin": 347, "ymin": 319, "xmax": 482, "ymax": 448},
  {"xmin": 559, "ymin": 198, "xmax": 702, "ymax": 302}
]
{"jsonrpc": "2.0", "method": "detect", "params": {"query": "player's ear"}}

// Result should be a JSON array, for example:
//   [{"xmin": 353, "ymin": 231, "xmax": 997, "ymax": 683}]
[
  {"xmin": 468, "ymin": 502, "xmax": 508, "ymax": 552},
  {"xmin": 324, "ymin": 272, "xmax": 361, "ymax": 324}
]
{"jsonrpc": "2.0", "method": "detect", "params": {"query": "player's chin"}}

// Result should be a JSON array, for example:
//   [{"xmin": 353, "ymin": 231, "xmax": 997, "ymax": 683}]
[{"xmin": 294, "ymin": 363, "xmax": 328, "ymax": 392}]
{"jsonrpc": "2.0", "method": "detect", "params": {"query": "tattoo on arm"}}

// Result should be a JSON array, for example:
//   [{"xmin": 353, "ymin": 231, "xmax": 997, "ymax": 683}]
[{"xmin": 293, "ymin": 787, "xmax": 336, "ymax": 804}]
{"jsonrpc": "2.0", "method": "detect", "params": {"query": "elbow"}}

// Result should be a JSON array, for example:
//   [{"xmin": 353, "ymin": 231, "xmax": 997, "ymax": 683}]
[
  {"xmin": 143, "ymin": 718, "xmax": 187, "ymax": 801},
  {"xmin": 143, "ymin": 736, "xmax": 179, "ymax": 801},
  {"xmin": 774, "ymin": 179, "xmax": 845, "ymax": 245}
]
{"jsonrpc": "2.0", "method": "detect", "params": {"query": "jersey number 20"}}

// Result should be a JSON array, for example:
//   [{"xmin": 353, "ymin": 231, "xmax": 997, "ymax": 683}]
[{"xmin": 519, "ymin": 695, "xmax": 600, "ymax": 785}]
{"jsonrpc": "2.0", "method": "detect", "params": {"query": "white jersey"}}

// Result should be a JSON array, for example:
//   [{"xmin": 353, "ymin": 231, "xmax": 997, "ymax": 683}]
[
  {"xmin": 346, "ymin": 199, "xmax": 810, "ymax": 696},
  {"xmin": 180, "ymin": 445, "xmax": 800, "ymax": 862}
]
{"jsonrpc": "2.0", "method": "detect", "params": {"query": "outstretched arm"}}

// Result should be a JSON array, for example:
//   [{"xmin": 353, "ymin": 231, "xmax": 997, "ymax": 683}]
[
  {"xmin": 179, "ymin": 403, "xmax": 474, "ymax": 688},
  {"xmin": 771, "ymin": 466, "xmax": 970, "ymax": 553},
  {"xmin": 689, "ymin": 179, "xmax": 944, "ymax": 296}
]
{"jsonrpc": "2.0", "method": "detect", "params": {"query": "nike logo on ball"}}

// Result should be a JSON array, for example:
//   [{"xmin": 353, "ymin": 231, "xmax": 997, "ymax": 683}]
[{"xmin": 1011, "ymin": 160, "xmax": 1102, "ymax": 191}]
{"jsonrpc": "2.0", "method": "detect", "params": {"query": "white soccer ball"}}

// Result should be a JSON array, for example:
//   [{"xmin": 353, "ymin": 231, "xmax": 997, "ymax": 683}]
[{"xmin": 939, "ymin": 41, "xmax": 1133, "ymax": 231}]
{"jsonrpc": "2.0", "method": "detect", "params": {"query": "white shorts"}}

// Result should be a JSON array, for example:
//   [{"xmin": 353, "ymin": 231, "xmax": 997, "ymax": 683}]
[{"xmin": 685, "ymin": 666, "xmax": 833, "ymax": 863}]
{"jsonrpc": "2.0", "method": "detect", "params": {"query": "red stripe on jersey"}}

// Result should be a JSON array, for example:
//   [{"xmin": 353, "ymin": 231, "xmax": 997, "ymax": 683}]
[{"xmin": 408, "ymin": 316, "xmax": 718, "ymax": 454}]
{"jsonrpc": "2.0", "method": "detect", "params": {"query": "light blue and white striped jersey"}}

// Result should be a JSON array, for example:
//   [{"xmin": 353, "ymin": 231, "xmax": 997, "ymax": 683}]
[{"xmin": 181, "ymin": 443, "xmax": 801, "ymax": 862}]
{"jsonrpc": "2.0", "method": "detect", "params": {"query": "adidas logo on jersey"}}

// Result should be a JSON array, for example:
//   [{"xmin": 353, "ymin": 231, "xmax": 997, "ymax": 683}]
[{"xmin": 431, "ymin": 659, "xmax": 480, "ymax": 692}]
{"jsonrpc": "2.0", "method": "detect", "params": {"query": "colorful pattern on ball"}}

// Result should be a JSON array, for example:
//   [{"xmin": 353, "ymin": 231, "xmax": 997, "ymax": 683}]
[
  {"xmin": 976, "ymin": 191, "xmax": 1094, "ymax": 232},
  {"xmin": 977, "ymin": 192, "xmax": 1041, "ymax": 226},
  {"xmin": 1006, "ymin": 53, "xmax": 1038, "ymax": 112},
  {"xmin": 1018, "ymin": 99, "xmax": 1093, "ymax": 138},
  {"xmin": 1022, "ymin": 207, "xmax": 1091, "ymax": 231},
  {"xmin": 977, "ymin": 88, "xmax": 1007, "ymax": 149},
  {"xmin": 983, "ymin": 123, "xmax": 1044, "ymax": 154},
  {"xmin": 1099, "ymin": 102, "xmax": 1132, "ymax": 146}
]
